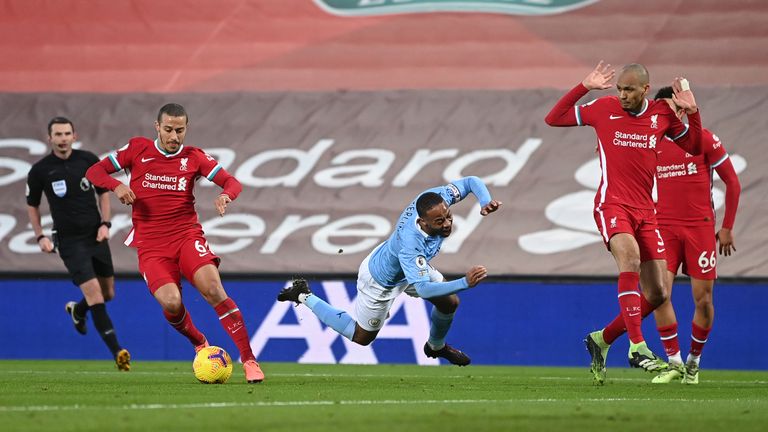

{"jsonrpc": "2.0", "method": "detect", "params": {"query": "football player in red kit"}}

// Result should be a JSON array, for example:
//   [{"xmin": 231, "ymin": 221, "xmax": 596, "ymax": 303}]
[
  {"xmin": 545, "ymin": 62, "xmax": 703, "ymax": 384},
  {"xmin": 86, "ymin": 103, "xmax": 264, "ymax": 383},
  {"xmin": 649, "ymin": 87, "xmax": 741, "ymax": 384}
]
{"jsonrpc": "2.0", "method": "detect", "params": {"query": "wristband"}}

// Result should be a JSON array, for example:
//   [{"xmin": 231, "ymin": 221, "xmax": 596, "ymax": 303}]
[
  {"xmin": 36, "ymin": 234, "xmax": 46, "ymax": 242},
  {"xmin": 100, "ymin": 221, "xmax": 112, "ymax": 228}
]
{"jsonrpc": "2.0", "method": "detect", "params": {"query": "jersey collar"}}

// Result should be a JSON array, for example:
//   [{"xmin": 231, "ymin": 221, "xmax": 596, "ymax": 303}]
[
  {"xmin": 628, "ymin": 99, "xmax": 649, "ymax": 117},
  {"xmin": 154, "ymin": 139, "xmax": 184, "ymax": 157}
]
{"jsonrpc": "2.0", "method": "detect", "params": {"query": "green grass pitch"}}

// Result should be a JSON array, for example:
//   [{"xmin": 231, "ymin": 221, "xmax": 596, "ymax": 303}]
[{"xmin": 1, "ymin": 360, "xmax": 767, "ymax": 432}]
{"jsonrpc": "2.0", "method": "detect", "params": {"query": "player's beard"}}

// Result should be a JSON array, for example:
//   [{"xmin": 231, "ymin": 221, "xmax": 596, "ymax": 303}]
[{"xmin": 162, "ymin": 138, "xmax": 181, "ymax": 152}]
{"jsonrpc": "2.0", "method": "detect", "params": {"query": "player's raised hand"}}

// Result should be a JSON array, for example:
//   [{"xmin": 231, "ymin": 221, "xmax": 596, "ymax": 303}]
[
  {"xmin": 582, "ymin": 61, "xmax": 615, "ymax": 90},
  {"xmin": 672, "ymin": 77, "xmax": 698, "ymax": 114},
  {"xmin": 717, "ymin": 228, "xmax": 736, "ymax": 256},
  {"xmin": 114, "ymin": 184, "xmax": 136, "ymax": 205},
  {"xmin": 480, "ymin": 200, "xmax": 502, "ymax": 216},
  {"xmin": 465, "ymin": 265, "xmax": 487, "ymax": 287},
  {"xmin": 215, "ymin": 194, "xmax": 232, "ymax": 216}
]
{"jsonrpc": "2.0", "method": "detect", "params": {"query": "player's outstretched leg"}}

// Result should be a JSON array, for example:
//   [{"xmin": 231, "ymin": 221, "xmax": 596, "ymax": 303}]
[
  {"xmin": 584, "ymin": 329, "xmax": 611, "ymax": 385},
  {"xmin": 628, "ymin": 341, "xmax": 668, "ymax": 372},
  {"xmin": 115, "ymin": 348, "xmax": 131, "ymax": 372},
  {"xmin": 423, "ymin": 342, "xmax": 471, "ymax": 366},
  {"xmin": 212, "ymin": 297, "xmax": 264, "ymax": 384},
  {"xmin": 277, "ymin": 278, "xmax": 356, "ymax": 341},
  {"xmin": 194, "ymin": 338, "xmax": 210, "ymax": 353},
  {"xmin": 65, "ymin": 300, "xmax": 88, "ymax": 335}
]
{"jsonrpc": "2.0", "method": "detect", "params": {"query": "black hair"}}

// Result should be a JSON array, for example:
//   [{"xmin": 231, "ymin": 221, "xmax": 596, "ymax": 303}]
[
  {"xmin": 157, "ymin": 103, "xmax": 189, "ymax": 124},
  {"xmin": 416, "ymin": 192, "xmax": 446, "ymax": 218},
  {"xmin": 47, "ymin": 116, "xmax": 74, "ymax": 135},
  {"xmin": 654, "ymin": 86, "xmax": 674, "ymax": 100}
]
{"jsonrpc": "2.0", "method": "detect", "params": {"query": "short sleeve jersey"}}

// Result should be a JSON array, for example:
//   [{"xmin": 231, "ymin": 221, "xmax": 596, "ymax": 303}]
[
  {"xmin": 655, "ymin": 128, "xmax": 728, "ymax": 226},
  {"xmin": 107, "ymin": 137, "xmax": 223, "ymax": 246},
  {"xmin": 26, "ymin": 149, "xmax": 106, "ymax": 238},
  {"xmin": 575, "ymin": 97, "xmax": 689, "ymax": 210},
  {"xmin": 367, "ymin": 183, "xmax": 463, "ymax": 288}
]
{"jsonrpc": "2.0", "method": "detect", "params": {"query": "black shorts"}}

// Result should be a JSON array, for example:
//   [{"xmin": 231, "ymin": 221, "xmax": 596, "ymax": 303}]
[{"xmin": 57, "ymin": 236, "xmax": 114, "ymax": 286}]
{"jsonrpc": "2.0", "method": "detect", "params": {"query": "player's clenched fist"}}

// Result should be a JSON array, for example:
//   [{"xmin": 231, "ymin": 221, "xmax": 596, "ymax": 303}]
[
  {"xmin": 466, "ymin": 265, "xmax": 487, "ymax": 287},
  {"xmin": 114, "ymin": 184, "xmax": 136, "ymax": 205}
]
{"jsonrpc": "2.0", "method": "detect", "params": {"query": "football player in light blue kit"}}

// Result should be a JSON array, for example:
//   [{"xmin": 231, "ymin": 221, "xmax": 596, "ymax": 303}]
[{"xmin": 278, "ymin": 176, "xmax": 501, "ymax": 365}]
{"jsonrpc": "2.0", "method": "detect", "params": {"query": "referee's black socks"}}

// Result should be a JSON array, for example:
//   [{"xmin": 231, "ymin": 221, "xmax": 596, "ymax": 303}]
[
  {"xmin": 89, "ymin": 303, "xmax": 122, "ymax": 357},
  {"xmin": 74, "ymin": 298, "xmax": 89, "ymax": 320}
]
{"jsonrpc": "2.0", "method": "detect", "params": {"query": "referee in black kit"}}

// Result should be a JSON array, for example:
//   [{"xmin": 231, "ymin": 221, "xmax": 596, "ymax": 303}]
[{"xmin": 26, "ymin": 117, "xmax": 130, "ymax": 371}]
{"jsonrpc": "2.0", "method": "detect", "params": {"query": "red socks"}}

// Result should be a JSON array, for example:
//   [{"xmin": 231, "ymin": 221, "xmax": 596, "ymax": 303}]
[
  {"xmin": 690, "ymin": 321, "xmax": 711, "ymax": 357},
  {"xmin": 603, "ymin": 294, "xmax": 656, "ymax": 344},
  {"xmin": 214, "ymin": 298, "xmax": 256, "ymax": 362},
  {"xmin": 163, "ymin": 304, "xmax": 206, "ymax": 347},
  {"xmin": 657, "ymin": 323, "xmax": 680, "ymax": 357},
  {"xmin": 617, "ymin": 272, "xmax": 644, "ymax": 344}
]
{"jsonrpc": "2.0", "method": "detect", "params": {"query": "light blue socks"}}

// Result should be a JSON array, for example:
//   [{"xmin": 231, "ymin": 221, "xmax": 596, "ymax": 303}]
[
  {"xmin": 304, "ymin": 295, "xmax": 356, "ymax": 340},
  {"xmin": 427, "ymin": 307, "xmax": 455, "ymax": 350}
]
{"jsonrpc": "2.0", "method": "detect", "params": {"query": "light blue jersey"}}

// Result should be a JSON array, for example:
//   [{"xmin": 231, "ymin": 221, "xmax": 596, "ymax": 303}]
[{"xmin": 367, "ymin": 176, "xmax": 492, "ymax": 298}]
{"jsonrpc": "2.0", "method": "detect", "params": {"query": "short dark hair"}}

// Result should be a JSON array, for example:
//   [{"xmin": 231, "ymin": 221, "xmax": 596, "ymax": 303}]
[
  {"xmin": 416, "ymin": 192, "xmax": 446, "ymax": 218},
  {"xmin": 157, "ymin": 103, "xmax": 189, "ymax": 124},
  {"xmin": 47, "ymin": 116, "xmax": 74, "ymax": 135},
  {"xmin": 620, "ymin": 63, "xmax": 650, "ymax": 86},
  {"xmin": 654, "ymin": 86, "xmax": 674, "ymax": 100}
]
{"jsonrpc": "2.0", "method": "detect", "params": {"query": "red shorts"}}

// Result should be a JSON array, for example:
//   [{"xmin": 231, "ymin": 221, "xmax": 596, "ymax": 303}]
[
  {"xmin": 594, "ymin": 203, "xmax": 665, "ymax": 262},
  {"xmin": 659, "ymin": 224, "xmax": 717, "ymax": 280},
  {"xmin": 137, "ymin": 232, "xmax": 220, "ymax": 293}
]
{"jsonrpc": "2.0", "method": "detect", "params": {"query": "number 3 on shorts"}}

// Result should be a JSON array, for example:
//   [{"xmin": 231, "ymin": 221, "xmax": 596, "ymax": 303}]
[{"xmin": 698, "ymin": 250, "xmax": 716, "ymax": 271}]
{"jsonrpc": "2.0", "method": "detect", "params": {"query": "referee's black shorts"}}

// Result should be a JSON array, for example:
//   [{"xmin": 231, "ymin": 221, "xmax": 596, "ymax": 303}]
[{"xmin": 57, "ymin": 236, "xmax": 115, "ymax": 286}]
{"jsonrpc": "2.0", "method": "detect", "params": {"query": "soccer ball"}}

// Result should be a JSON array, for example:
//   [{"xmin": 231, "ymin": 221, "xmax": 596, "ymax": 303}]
[{"xmin": 193, "ymin": 346, "xmax": 233, "ymax": 384}]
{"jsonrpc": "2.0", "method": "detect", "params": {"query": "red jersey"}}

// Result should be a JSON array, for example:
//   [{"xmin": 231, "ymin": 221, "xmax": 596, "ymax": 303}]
[
  {"xmin": 545, "ymin": 84, "xmax": 702, "ymax": 210},
  {"xmin": 86, "ymin": 137, "xmax": 242, "ymax": 247},
  {"xmin": 655, "ymin": 128, "xmax": 728, "ymax": 227}
]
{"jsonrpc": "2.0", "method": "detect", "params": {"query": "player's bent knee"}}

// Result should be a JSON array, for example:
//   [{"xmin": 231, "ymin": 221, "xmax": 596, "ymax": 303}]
[{"xmin": 352, "ymin": 327, "xmax": 377, "ymax": 346}]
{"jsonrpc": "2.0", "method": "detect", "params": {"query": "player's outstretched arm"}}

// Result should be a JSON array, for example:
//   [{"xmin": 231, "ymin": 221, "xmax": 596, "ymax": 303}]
[
  {"xmin": 465, "ymin": 265, "xmax": 488, "ymax": 287},
  {"xmin": 86, "ymin": 158, "xmax": 135, "ymax": 205},
  {"xmin": 480, "ymin": 200, "xmax": 502, "ymax": 216}
]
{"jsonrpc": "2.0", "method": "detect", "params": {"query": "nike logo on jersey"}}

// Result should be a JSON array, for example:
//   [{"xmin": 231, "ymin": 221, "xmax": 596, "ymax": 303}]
[
  {"xmin": 141, "ymin": 157, "xmax": 155, "ymax": 162},
  {"xmin": 628, "ymin": 312, "xmax": 641, "ymax": 317},
  {"xmin": 657, "ymin": 248, "xmax": 666, "ymax": 253},
  {"xmin": 609, "ymin": 115, "xmax": 623, "ymax": 120},
  {"xmin": 701, "ymin": 267, "xmax": 714, "ymax": 273}
]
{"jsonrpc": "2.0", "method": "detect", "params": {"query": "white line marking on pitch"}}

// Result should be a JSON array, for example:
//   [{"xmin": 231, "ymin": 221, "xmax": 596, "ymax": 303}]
[{"xmin": 4, "ymin": 397, "xmax": 764, "ymax": 413}]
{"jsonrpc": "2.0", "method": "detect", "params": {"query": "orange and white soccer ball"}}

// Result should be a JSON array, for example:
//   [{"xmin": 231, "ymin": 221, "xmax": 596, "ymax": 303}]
[{"xmin": 193, "ymin": 346, "xmax": 233, "ymax": 384}]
